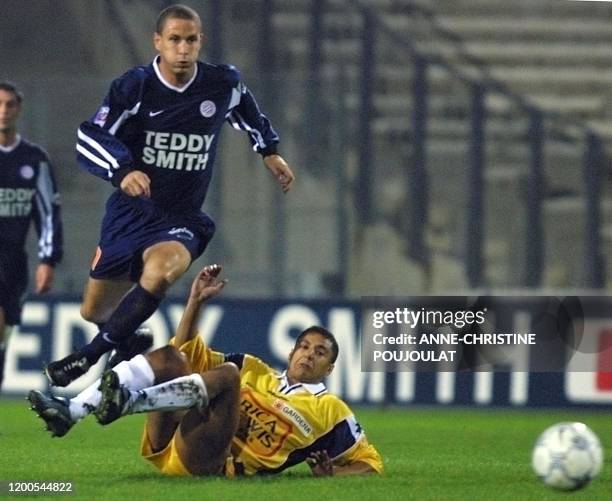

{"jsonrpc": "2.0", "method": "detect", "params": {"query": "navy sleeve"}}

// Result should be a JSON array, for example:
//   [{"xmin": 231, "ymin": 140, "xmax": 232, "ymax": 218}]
[
  {"xmin": 226, "ymin": 82, "xmax": 279, "ymax": 156},
  {"xmin": 76, "ymin": 75, "xmax": 140, "ymax": 186},
  {"xmin": 32, "ymin": 155, "xmax": 63, "ymax": 265},
  {"xmin": 224, "ymin": 352, "xmax": 246, "ymax": 369},
  {"xmin": 264, "ymin": 417, "xmax": 364, "ymax": 474}
]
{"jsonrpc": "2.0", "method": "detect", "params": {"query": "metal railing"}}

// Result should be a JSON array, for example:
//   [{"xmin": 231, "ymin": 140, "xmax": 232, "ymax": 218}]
[{"xmin": 337, "ymin": 0, "xmax": 606, "ymax": 289}]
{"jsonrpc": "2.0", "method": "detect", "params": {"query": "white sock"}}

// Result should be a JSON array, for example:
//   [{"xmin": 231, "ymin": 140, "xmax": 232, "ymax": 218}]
[
  {"xmin": 69, "ymin": 379, "xmax": 100, "ymax": 420},
  {"xmin": 122, "ymin": 354, "xmax": 156, "ymax": 390},
  {"xmin": 69, "ymin": 354, "xmax": 155, "ymax": 420},
  {"xmin": 126, "ymin": 374, "xmax": 208, "ymax": 415}
]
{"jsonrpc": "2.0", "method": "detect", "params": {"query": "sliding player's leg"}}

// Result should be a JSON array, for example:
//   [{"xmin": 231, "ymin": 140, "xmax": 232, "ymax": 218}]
[
  {"xmin": 94, "ymin": 346, "xmax": 240, "ymax": 475},
  {"xmin": 29, "ymin": 352, "xmax": 157, "ymax": 437},
  {"xmin": 173, "ymin": 363, "xmax": 241, "ymax": 475}
]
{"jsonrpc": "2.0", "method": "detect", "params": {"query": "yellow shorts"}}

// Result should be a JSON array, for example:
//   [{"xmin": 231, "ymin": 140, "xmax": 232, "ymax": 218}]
[
  {"xmin": 140, "ymin": 427, "xmax": 237, "ymax": 478},
  {"xmin": 140, "ymin": 428, "xmax": 191, "ymax": 476}
]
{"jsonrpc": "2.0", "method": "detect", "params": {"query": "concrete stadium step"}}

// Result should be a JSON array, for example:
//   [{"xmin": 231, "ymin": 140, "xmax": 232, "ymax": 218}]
[
  {"xmin": 421, "ymin": 138, "xmax": 586, "ymax": 168},
  {"xmin": 424, "ymin": 164, "xmax": 581, "ymax": 197},
  {"xmin": 272, "ymin": 10, "xmax": 362, "ymax": 32},
  {"xmin": 462, "ymin": 42, "xmax": 612, "ymax": 68},
  {"xmin": 375, "ymin": 69, "xmax": 604, "ymax": 116},
  {"xmin": 358, "ymin": 94, "xmax": 612, "ymax": 124},
  {"xmin": 280, "ymin": 34, "xmax": 483, "ymax": 69},
  {"xmin": 371, "ymin": 115, "xmax": 593, "ymax": 149},
  {"xmin": 422, "ymin": 140, "xmax": 586, "ymax": 192},
  {"xmin": 583, "ymin": 120, "xmax": 612, "ymax": 142},
  {"xmin": 429, "ymin": 0, "xmax": 612, "ymax": 18},
  {"xmin": 376, "ymin": 149, "xmax": 583, "ymax": 201},
  {"xmin": 342, "ymin": 94, "xmax": 548, "ymax": 123},
  {"xmin": 489, "ymin": 66, "xmax": 612, "ymax": 93},
  {"xmin": 433, "ymin": 17, "xmax": 612, "ymax": 43},
  {"xmin": 293, "ymin": 59, "xmax": 608, "ymax": 120}
]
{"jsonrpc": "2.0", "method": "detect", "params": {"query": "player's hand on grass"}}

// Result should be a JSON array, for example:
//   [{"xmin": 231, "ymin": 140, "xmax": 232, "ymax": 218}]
[
  {"xmin": 120, "ymin": 170, "xmax": 151, "ymax": 198},
  {"xmin": 35, "ymin": 263, "xmax": 54, "ymax": 294},
  {"xmin": 263, "ymin": 154, "xmax": 295, "ymax": 193},
  {"xmin": 306, "ymin": 450, "xmax": 333, "ymax": 477},
  {"xmin": 189, "ymin": 264, "xmax": 227, "ymax": 303}
]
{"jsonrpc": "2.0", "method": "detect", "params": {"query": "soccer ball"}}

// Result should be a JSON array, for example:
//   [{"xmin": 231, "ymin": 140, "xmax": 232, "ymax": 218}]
[{"xmin": 532, "ymin": 422, "xmax": 603, "ymax": 490}]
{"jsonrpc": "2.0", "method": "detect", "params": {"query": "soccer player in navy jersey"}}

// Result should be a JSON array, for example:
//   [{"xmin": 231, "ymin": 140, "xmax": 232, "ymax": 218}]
[
  {"xmin": 45, "ymin": 4, "xmax": 295, "ymax": 387},
  {"xmin": 0, "ymin": 81, "xmax": 63, "ymax": 392}
]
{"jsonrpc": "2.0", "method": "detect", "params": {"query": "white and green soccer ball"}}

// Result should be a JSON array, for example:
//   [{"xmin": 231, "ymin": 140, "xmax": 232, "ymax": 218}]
[{"xmin": 532, "ymin": 422, "xmax": 603, "ymax": 491}]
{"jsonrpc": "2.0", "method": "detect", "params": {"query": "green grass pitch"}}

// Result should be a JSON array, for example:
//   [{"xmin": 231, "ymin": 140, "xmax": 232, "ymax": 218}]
[{"xmin": 0, "ymin": 398, "xmax": 610, "ymax": 500}]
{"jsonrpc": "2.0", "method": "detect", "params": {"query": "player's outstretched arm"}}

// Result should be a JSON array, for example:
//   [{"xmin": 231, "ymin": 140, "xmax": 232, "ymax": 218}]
[
  {"xmin": 174, "ymin": 264, "xmax": 227, "ymax": 346},
  {"xmin": 306, "ymin": 450, "xmax": 378, "ymax": 477},
  {"xmin": 263, "ymin": 154, "xmax": 295, "ymax": 193}
]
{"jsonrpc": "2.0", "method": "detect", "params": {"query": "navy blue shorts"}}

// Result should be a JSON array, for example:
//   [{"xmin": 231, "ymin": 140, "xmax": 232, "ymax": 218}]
[
  {"xmin": 90, "ymin": 192, "xmax": 215, "ymax": 281},
  {"xmin": 0, "ymin": 251, "xmax": 28, "ymax": 325}
]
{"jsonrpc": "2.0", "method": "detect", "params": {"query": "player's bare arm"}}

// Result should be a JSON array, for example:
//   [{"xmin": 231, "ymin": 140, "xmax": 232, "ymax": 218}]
[
  {"xmin": 263, "ymin": 154, "xmax": 295, "ymax": 193},
  {"xmin": 174, "ymin": 264, "xmax": 227, "ymax": 346}
]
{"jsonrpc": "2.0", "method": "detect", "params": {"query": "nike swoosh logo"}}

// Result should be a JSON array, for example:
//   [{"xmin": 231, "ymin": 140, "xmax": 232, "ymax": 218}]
[
  {"xmin": 102, "ymin": 332, "xmax": 117, "ymax": 345},
  {"xmin": 149, "ymin": 110, "xmax": 165, "ymax": 117}
]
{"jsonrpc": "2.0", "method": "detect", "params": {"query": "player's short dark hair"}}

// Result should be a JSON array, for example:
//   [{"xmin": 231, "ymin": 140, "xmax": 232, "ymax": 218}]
[
  {"xmin": 0, "ymin": 81, "xmax": 23, "ymax": 104},
  {"xmin": 294, "ymin": 326, "xmax": 339, "ymax": 364},
  {"xmin": 156, "ymin": 4, "xmax": 201, "ymax": 34}
]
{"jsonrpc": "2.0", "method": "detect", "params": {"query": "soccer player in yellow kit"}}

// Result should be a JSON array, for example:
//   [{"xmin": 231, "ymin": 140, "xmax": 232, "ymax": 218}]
[{"xmin": 29, "ymin": 265, "xmax": 382, "ymax": 477}]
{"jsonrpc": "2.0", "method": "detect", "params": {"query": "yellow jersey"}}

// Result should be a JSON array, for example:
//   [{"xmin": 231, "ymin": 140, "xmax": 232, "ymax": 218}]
[{"xmin": 166, "ymin": 335, "xmax": 383, "ymax": 476}]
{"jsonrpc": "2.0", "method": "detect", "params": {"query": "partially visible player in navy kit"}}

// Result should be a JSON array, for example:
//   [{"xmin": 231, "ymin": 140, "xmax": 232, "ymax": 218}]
[
  {"xmin": 0, "ymin": 82, "xmax": 63, "ymax": 392},
  {"xmin": 45, "ymin": 4, "xmax": 295, "ymax": 387}
]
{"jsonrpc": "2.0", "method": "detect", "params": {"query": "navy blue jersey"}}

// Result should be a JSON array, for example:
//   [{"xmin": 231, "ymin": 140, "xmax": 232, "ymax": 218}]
[
  {"xmin": 0, "ymin": 136, "xmax": 63, "ymax": 265},
  {"xmin": 76, "ymin": 57, "xmax": 279, "ymax": 213}
]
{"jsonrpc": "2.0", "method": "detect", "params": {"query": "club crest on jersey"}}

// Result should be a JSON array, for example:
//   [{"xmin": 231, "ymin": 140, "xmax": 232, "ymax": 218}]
[
  {"xmin": 200, "ymin": 100, "xmax": 216, "ymax": 118},
  {"xmin": 94, "ymin": 106, "xmax": 110, "ymax": 127},
  {"xmin": 19, "ymin": 165, "xmax": 34, "ymax": 180}
]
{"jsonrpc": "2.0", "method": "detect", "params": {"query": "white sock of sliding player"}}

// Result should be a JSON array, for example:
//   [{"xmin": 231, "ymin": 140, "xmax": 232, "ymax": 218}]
[
  {"xmin": 68, "ymin": 354, "xmax": 155, "ymax": 420},
  {"xmin": 126, "ymin": 373, "xmax": 208, "ymax": 415}
]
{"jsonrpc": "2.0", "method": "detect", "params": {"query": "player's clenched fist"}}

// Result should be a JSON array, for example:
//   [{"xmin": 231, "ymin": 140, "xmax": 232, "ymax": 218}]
[
  {"xmin": 120, "ymin": 170, "xmax": 151, "ymax": 197},
  {"xmin": 263, "ymin": 154, "xmax": 295, "ymax": 193}
]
